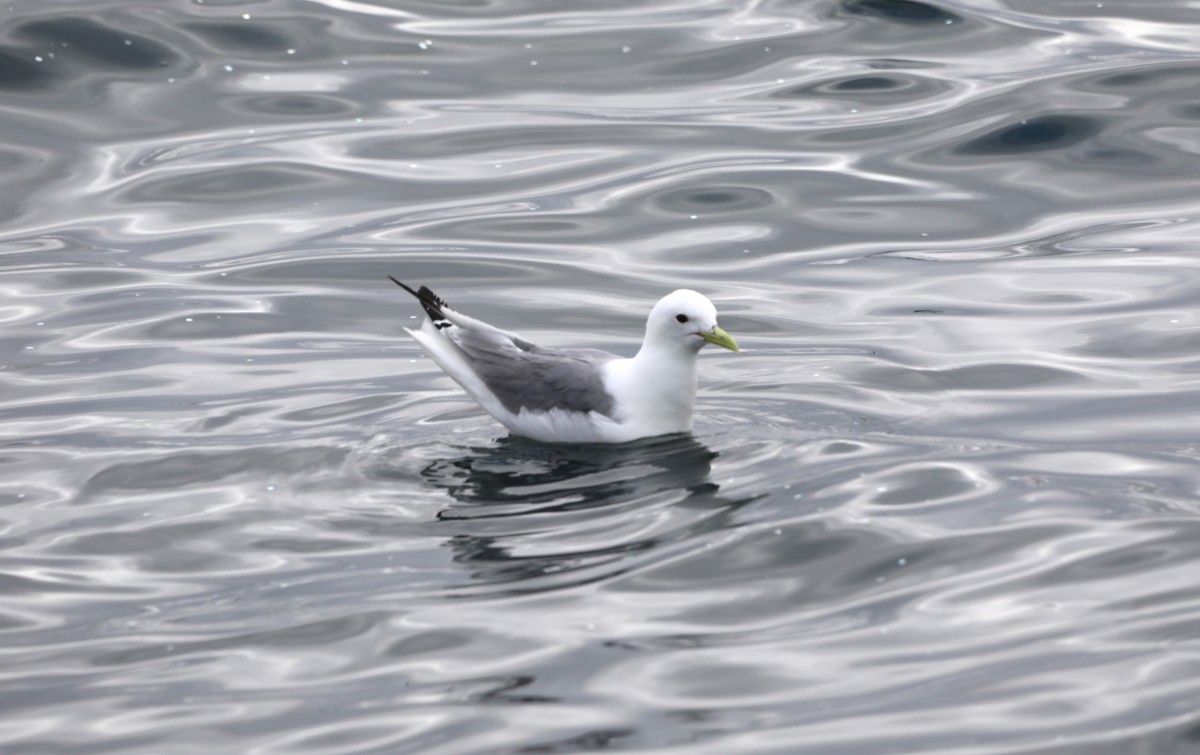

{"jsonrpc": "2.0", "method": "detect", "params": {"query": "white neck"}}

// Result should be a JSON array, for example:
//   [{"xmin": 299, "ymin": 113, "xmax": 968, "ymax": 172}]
[{"xmin": 604, "ymin": 344, "xmax": 700, "ymax": 437}]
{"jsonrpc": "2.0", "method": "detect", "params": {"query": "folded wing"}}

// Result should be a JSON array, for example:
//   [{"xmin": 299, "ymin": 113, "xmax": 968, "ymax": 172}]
[{"xmin": 391, "ymin": 278, "xmax": 617, "ymax": 418}]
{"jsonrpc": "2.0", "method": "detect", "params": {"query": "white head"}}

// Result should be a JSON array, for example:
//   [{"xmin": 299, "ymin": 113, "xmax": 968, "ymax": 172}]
[{"xmin": 642, "ymin": 289, "xmax": 739, "ymax": 355}]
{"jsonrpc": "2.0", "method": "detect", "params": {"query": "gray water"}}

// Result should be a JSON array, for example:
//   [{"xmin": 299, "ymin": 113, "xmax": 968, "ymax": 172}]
[{"xmin": 4, "ymin": 0, "xmax": 1200, "ymax": 752}]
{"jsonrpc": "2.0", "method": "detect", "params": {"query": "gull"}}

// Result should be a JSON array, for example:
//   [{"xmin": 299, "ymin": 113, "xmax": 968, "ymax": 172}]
[{"xmin": 390, "ymin": 277, "xmax": 738, "ymax": 444}]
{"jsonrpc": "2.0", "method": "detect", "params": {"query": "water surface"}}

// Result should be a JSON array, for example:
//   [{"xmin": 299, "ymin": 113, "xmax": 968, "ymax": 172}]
[{"xmin": 4, "ymin": 0, "xmax": 1200, "ymax": 752}]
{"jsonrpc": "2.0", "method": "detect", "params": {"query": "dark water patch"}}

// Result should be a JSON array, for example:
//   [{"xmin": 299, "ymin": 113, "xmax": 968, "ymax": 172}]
[
  {"xmin": 650, "ymin": 185, "xmax": 776, "ymax": 216},
  {"xmin": 770, "ymin": 72, "xmax": 952, "ymax": 106},
  {"xmin": 956, "ymin": 115, "xmax": 1101, "ymax": 155},
  {"xmin": 0, "ymin": 49, "xmax": 56, "ymax": 91},
  {"xmin": 386, "ymin": 630, "xmax": 471, "ymax": 658},
  {"xmin": 864, "ymin": 57, "xmax": 943, "ymax": 69},
  {"xmin": 448, "ymin": 217, "xmax": 604, "ymax": 240},
  {"xmin": 122, "ymin": 164, "xmax": 336, "ymax": 204},
  {"xmin": 251, "ymin": 537, "xmax": 361, "ymax": 553},
  {"xmin": 1089, "ymin": 64, "xmax": 1200, "ymax": 92},
  {"xmin": 832, "ymin": 76, "xmax": 904, "ymax": 91},
  {"xmin": 1081, "ymin": 146, "xmax": 1157, "ymax": 166},
  {"xmin": 227, "ymin": 94, "xmax": 356, "ymax": 119},
  {"xmin": 841, "ymin": 0, "xmax": 962, "ymax": 24},
  {"xmin": 815, "ymin": 440, "xmax": 869, "ymax": 456},
  {"xmin": 17, "ymin": 17, "xmax": 177, "ymax": 70},
  {"xmin": 182, "ymin": 21, "xmax": 294, "ymax": 53},
  {"xmin": 1177, "ymin": 104, "xmax": 1200, "ymax": 120}
]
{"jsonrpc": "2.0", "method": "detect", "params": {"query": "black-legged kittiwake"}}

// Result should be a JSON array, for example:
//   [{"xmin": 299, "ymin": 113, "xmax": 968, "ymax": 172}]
[{"xmin": 391, "ymin": 277, "xmax": 738, "ymax": 443}]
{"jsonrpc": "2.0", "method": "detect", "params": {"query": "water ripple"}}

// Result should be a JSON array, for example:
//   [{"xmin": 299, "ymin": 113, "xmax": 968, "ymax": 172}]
[{"xmin": 4, "ymin": 0, "xmax": 1200, "ymax": 752}]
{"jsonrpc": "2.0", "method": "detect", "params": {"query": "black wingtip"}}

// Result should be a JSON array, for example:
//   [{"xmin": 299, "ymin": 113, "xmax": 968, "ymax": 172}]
[
  {"xmin": 387, "ymin": 275, "xmax": 451, "ymax": 325},
  {"xmin": 387, "ymin": 275, "xmax": 420, "ymax": 298}
]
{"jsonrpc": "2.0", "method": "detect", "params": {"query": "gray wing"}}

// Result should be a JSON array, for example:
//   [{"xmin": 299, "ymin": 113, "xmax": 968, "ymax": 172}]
[{"xmin": 448, "ymin": 328, "xmax": 617, "ymax": 417}]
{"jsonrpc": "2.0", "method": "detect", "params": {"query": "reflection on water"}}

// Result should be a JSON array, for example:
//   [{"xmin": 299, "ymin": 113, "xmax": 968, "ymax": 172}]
[
  {"xmin": 398, "ymin": 435, "xmax": 758, "ymax": 589},
  {"xmin": 4, "ymin": 0, "xmax": 1200, "ymax": 751},
  {"xmin": 425, "ymin": 435, "xmax": 721, "ymax": 512}
]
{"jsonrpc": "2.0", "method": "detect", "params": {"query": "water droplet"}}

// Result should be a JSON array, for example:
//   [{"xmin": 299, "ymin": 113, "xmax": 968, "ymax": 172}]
[
  {"xmin": 241, "ymin": 13, "xmax": 251, "ymax": 20},
  {"xmin": 286, "ymin": 48, "xmax": 296, "ymax": 55},
  {"xmin": 529, "ymin": 60, "xmax": 538, "ymax": 66},
  {"xmin": 124, "ymin": 39, "xmax": 132, "ymax": 46},
  {"xmin": 690, "ymin": 214, "xmax": 698, "ymax": 219},
  {"xmin": 621, "ymin": 45, "xmax": 631, "ymax": 53},
  {"xmin": 223, "ymin": 64, "xmax": 234, "ymax": 72},
  {"xmin": 898, "ymin": 558, "xmax": 907, "ymax": 566},
  {"xmin": 185, "ymin": 317, "xmax": 193, "ymax": 322},
  {"xmin": 34, "ymin": 55, "xmax": 43, "ymax": 62}
]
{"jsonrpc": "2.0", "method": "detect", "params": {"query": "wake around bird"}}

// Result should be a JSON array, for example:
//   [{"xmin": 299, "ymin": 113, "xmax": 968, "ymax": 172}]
[{"xmin": 391, "ymin": 277, "xmax": 738, "ymax": 444}]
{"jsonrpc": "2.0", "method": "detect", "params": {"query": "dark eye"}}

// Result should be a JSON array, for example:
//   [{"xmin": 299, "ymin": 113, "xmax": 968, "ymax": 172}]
[{"xmin": 675, "ymin": 314, "xmax": 689, "ymax": 323}]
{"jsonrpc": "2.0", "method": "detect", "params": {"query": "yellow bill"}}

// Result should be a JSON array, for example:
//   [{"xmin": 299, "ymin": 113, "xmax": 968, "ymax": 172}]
[{"xmin": 701, "ymin": 326, "xmax": 739, "ymax": 352}]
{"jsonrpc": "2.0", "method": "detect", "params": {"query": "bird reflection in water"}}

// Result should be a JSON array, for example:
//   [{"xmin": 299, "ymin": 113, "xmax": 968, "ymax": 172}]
[{"xmin": 419, "ymin": 434, "xmax": 759, "ymax": 588}]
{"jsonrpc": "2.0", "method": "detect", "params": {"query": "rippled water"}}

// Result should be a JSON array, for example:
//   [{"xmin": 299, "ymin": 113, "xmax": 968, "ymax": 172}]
[{"xmin": 5, "ymin": 0, "xmax": 1200, "ymax": 752}]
